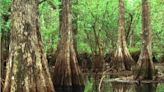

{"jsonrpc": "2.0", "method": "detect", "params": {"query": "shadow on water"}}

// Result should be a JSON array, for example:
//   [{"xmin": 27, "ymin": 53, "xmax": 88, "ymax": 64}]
[
  {"xmin": 55, "ymin": 73, "xmax": 164, "ymax": 92},
  {"xmin": 135, "ymin": 83, "xmax": 157, "ymax": 92},
  {"xmin": 55, "ymin": 85, "xmax": 84, "ymax": 92},
  {"xmin": 83, "ymin": 74, "xmax": 164, "ymax": 92},
  {"xmin": 103, "ymin": 82, "xmax": 161, "ymax": 92}
]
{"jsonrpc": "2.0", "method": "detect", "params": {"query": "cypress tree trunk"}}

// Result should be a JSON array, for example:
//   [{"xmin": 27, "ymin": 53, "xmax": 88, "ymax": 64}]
[
  {"xmin": 160, "ymin": 54, "xmax": 164, "ymax": 63},
  {"xmin": 0, "ymin": 26, "xmax": 1, "ymax": 92},
  {"xmin": 72, "ymin": 0, "xmax": 79, "ymax": 64},
  {"xmin": 134, "ymin": 0, "xmax": 154, "ymax": 80},
  {"xmin": 111, "ymin": 0, "xmax": 134, "ymax": 71},
  {"xmin": 3, "ymin": 0, "xmax": 55, "ymax": 92},
  {"xmin": 92, "ymin": 24, "xmax": 104, "ymax": 73},
  {"xmin": 1, "ymin": 14, "xmax": 10, "ymax": 90},
  {"xmin": 53, "ymin": 0, "xmax": 84, "ymax": 91}
]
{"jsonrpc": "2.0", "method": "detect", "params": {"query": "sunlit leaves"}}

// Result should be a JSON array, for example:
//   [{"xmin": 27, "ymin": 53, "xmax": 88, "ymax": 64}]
[
  {"xmin": 1, "ymin": 0, "xmax": 164, "ymax": 54},
  {"xmin": 39, "ymin": 1, "xmax": 59, "ymax": 51}
]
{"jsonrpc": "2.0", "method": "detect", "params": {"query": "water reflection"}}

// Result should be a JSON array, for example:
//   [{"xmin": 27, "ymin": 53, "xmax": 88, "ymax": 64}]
[
  {"xmin": 103, "ymin": 82, "xmax": 161, "ymax": 92},
  {"xmin": 135, "ymin": 83, "xmax": 157, "ymax": 92},
  {"xmin": 94, "ymin": 80, "xmax": 162, "ymax": 92},
  {"xmin": 55, "ymin": 85, "xmax": 84, "ymax": 92},
  {"xmin": 83, "ymin": 74, "xmax": 163, "ymax": 92},
  {"xmin": 111, "ymin": 82, "xmax": 131, "ymax": 92}
]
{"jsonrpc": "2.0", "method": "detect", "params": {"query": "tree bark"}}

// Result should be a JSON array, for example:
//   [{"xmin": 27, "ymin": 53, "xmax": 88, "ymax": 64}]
[
  {"xmin": 111, "ymin": 0, "xmax": 135, "ymax": 71},
  {"xmin": 1, "ymin": 14, "xmax": 10, "ymax": 91},
  {"xmin": 53, "ymin": 0, "xmax": 84, "ymax": 90},
  {"xmin": 160, "ymin": 55, "xmax": 164, "ymax": 63},
  {"xmin": 3, "ymin": 0, "xmax": 55, "ymax": 92},
  {"xmin": 134, "ymin": 0, "xmax": 154, "ymax": 80},
  {"xmin": 0, "ymin": 26, "xmax": 1, "ymax": 92},
  {"xmin": 1, "ymin": 29, "xmax": 10, "ymax": 91},
  {"xmin": 72, "ymin": 0, "xmax": 79, "ymax": 63},
  {"xmin": 92, "ymin": 23, "xmax": 104, "ymax": 73}
]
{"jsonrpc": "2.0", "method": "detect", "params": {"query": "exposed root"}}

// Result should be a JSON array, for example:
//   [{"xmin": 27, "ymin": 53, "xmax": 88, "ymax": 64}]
[
  {"xmin": 134, "ymin": 49, "xmax": 155, "ymax": 80},
  {"xmin": 111, "ymin": 47, "xmax": 135, "ymax": 71}
]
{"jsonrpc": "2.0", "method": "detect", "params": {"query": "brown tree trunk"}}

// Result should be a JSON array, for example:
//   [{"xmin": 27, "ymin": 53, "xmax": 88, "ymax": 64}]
[
  {"xmin": 3, "ymin": 0, "xmax": 55, "ymax": 92},
  {"xmin": 1, "ymin": 14, "xmax": 10, "ymax": 90},
  {"xmin": 72, "ymin": 0, "xmax": 79, "ymax": 63},
  {"xmin": 134, "ymin": 0, "xmax": 154, "ymax": 80},
  {"xmin": 53, "ymin": 0, "xmax": 84, "ymax": 91},
  {"xmin": 0, "ymin": 28, "xmax": 1, "ymax": 92},
  {"xmin": 160, "ymin": 54, "xmax": 164, "ymax": 63},
  {"xmin": 92, "ymin": 23, "xmax": 104, "ymax": 73},
  {"xmin": 111, "ymin": 0, "xmax": 135, "ymax": 71},
  {"xmin": 1, "ymin": 28, "xmax": 10, "ymax": 91}
]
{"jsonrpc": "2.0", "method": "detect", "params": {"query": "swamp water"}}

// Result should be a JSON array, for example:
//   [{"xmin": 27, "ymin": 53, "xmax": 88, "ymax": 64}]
[
  {"xmin": 84, "ymin": 78, "xmax": 164, "ymax": 92},
  {"xmin": 100, "ymin": 82, "xmax": 164, "ymax": 92}
]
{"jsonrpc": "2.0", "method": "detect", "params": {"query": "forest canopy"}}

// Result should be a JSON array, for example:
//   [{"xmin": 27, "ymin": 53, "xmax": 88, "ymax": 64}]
[
  {"xmin": 1, "ymin": 0, "xmax": 164, "ymax": 92},
  {"xmin": 1, "ymin": 0, "xmax": 164, "ymax": 55}
]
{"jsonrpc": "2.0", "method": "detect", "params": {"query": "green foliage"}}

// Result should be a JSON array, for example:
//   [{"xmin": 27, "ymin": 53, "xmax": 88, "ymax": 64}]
[
  {"xmin": 84, "ymin": 79, "xmax": 93, "ymax": 92},
  {"xmin": 39, "ymin": 1, "xmax": 60, "ymax": 51},
  {"xmin": 156, "ymin": 84, "xmax": 164, "ymax": 92},
  {"xmin": 0, "ymin": 0, "xmax": 164, "ymax": 91},
  {"xmin": 0, "ymin": 0, "xmax": 11, "ymax": 32},
  {"xmin": 0, "ymin": 17, "xmax": 2, "ymax": 32},
  {"xmin": 0, "ymin": 0, "xmax": 164, "ymax": 55},
  {"xmin": 128, "ymin": 48, "xmax": 140, "ymax": 53}
]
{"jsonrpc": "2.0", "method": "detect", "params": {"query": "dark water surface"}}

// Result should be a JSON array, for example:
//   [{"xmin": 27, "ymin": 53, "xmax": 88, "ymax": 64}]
[
  {"xmin": 55, "ymin": 85, "xmax": 84, "ymax": 92},
  {"xmin": 102, "ymin": 82, "xmax": 164, "ymax": 92},
  {"xmin": 83, "ymin": 74, "xmax": 164, "ymax": 92},
  {"xmin": 54, "ymin": 74, "xmax": 164, "ymax": 92}
]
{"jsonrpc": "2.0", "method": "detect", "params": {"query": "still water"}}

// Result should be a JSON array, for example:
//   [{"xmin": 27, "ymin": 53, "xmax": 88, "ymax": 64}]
[
  {"xmin": 85, "ymin": 79, "xmax": 164, "ymax": 92},
  {"xmin": 101, "ymin": 82, "xmax": 164, "ymax": 92},
  {"xmin": 54, "ymin": 74, "xmax": 164, "ymax": 92}
]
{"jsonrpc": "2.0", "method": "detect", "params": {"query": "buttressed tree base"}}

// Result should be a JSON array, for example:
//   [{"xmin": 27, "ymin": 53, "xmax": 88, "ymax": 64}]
[
  {"xmin": 111, "ymin": 0, "xmax": 135, "ymax": 71},
  {"xmin": 53, "ymin": 0, "xmax": 84, "ymax": 91},
  {"xmin": 3, "ymin": 0, "xmax": 55, "ymax": 92},
  {"xmin": 135, "ymin": 0, "xmax": 155, "ymax": 80}
]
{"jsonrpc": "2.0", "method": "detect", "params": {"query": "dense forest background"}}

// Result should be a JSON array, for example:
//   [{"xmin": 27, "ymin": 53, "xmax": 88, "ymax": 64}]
[
  {"xmin": 1, "ymin": 0, "xmax": 164, "ymax": 92},
  {"xmin": 1, "ymin": 0, "xmax": 164, "ymax": 56}
]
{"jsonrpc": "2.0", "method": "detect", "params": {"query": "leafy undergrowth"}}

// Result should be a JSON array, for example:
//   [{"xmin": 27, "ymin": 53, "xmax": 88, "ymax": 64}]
[
  {"xmin": 84, "ymin": 79, "xmax": 93, "ymax": 92},
  {"xmin": 156, "ymin": 84, "xmax": 164, "ymax": 92},
  {"xmin": 128, "ymin": 47, "xmax": 140, "ymax": 53}
]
